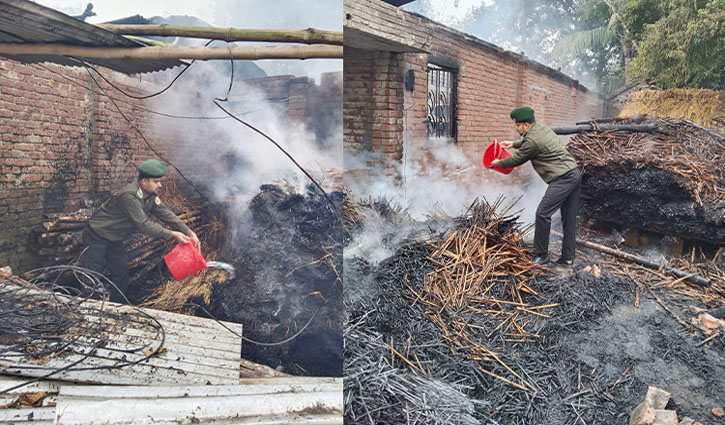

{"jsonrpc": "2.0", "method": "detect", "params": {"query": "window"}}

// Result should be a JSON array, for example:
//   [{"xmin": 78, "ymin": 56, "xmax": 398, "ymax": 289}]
[{"xmin": 426, "ymin": 64, "xmax": 457, "ymax": 139}]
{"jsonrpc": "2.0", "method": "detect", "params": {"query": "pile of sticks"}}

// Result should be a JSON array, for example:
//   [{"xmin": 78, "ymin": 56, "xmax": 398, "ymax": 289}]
[
  {"xmin": 405, "ymin": 198, "xmax": 550, "ymax": 391},
  {"xmin": 343, "ymin": 189, "xmax": 407, "ymax": 233},
  {"xmin": 567, "ymin": 118, "xmax": 725, "ymax": 206},
  {"xmin": 37, "ymin": 210, "xmax": 91, "ymax": 265}
]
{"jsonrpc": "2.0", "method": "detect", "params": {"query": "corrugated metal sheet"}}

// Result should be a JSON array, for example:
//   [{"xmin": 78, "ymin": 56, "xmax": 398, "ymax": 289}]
[
  {"xmin": 54, "ymin": 378, "xmax": 343, "ymax": 425},
  {"xmin": 0, "ymin": 0, "xmax": 184, "ymax": 74},
  {"xmin": 0, "ymin": 282, "xmax": 243, "ymax": 386},
  {"xmin": 0, "ymin": 375, "xmax": 58, "ymax": 424},
  {"xmin": 0, "ymin": 376, "xmax": 343, "ymax": 425}
]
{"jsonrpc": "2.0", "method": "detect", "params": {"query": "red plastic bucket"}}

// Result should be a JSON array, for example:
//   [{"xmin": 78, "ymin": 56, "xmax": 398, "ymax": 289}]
[
  {"xmin": 482, "ymin": 139, "xmax": 514, "ymax": 175},
  {"xmin": 164, "ymin": 242, "xmax": 207, "ymax": 281}
]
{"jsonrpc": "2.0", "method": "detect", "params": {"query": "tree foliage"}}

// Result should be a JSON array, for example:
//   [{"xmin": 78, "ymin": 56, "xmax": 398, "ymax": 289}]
[{"xmin": 629, "ymin": 0, "xmax": 725, "ymax": 89}]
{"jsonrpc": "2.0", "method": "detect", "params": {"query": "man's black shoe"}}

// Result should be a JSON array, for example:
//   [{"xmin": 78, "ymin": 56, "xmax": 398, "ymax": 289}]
[
  {"xmin": 532, "ymin": 255, "xmax": 550, "ymax": 265},
  {"xmin": 555, "ymin": 258, "xmax": 574, "ymax": 266}
]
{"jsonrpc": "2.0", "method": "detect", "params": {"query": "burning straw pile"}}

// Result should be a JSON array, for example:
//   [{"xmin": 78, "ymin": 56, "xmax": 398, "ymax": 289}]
[{"xmin": 567, "ymin": 117, "xmax": 725, "ymax": 244}]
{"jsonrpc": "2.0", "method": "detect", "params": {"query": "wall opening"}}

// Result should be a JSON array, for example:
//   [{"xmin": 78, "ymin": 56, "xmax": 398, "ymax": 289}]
[{"xmin": 426, "ymin": 64, "xmax": 457, "ymax": 140}]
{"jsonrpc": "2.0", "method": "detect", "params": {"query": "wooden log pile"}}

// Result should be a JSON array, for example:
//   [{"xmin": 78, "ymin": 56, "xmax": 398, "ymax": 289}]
[
  {"xmin": 567, "ymin": 117, "xmax": 725, "ymax": 245},
  {"xmin": 37, "ymin": 210, "xmax": 90, "ymax": 265}
]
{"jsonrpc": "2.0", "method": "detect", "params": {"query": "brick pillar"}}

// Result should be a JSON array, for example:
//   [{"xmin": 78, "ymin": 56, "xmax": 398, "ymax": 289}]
[
  {"xmin": 288, "ymin": 77, "xmax": 311, "ymax": 122},
  {"xmin": 343, "ymin": 47, "xmax": 374, "ymax": 155},
  {"xmin": 371, "ymin": 51, "xmax": 404, "ymax": 179}
]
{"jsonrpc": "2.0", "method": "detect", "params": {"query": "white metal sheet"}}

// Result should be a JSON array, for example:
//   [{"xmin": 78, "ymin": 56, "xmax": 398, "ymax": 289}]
[
  {"xmin": 0, "ymin": 282, "xmax": 243, "ymax": 386},
  {"xmin": 55, "ymin": 380, "xmax": 343, "ymax": 425}
]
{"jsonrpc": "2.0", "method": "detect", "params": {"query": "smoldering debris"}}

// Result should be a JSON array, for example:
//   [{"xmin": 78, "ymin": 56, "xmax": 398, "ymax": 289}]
[
  {"xmin": 209, "ymin": 183, "xmax": 343, "ymax": 377},
  {"xmin": 343, "ymin": 197, "xmax": 725, "ymax": 424},
  {"xmin": 567, "ymin": 117, "xmax": 725, "ymax": 245}
]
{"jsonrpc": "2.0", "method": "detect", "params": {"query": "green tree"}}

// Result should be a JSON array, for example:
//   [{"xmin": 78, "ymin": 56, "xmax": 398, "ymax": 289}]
[
  {"xmin": 629, "ymin": 0, "xmax": 725, "ymax": 89},
  {"xmin": 550, "ymin": 0, "xmax": 665, "ymax": 91}
]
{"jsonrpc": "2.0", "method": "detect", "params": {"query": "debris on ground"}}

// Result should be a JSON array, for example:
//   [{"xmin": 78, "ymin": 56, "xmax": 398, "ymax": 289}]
[{"xmin": 343, "ymin": 195, "xmax": 725, "ymax": 425}]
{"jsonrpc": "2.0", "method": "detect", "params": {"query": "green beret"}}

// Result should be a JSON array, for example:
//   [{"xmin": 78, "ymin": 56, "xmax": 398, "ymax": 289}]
[
  {"xmin": 138, "ymin": 159, "xmax": 167, "ymax": 178},
  {"xmin": 510, "ymin": 106, "xmax": 535, "ymax": 123}
]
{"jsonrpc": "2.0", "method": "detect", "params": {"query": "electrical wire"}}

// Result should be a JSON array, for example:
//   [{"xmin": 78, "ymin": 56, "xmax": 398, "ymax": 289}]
[
  {"xmin": 34, "ymin": 62, "xmax": 272, "ymax": 120},
  {"xmin": 0, "ymin": 266, "xmax": 166, "ymax": 395},
  {"xmin": 81, "ymin": 64, "xmax": 212, "ymax": 204}
]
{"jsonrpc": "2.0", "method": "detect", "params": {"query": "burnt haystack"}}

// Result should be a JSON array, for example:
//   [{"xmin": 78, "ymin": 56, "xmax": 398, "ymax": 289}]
[
  {"xmin": 211, "ymin": 184, "xmax": 343, "ymax": 376},
  {"xmin": 568, "ymin": 118, "xmax": 724, "ymax": 245}
]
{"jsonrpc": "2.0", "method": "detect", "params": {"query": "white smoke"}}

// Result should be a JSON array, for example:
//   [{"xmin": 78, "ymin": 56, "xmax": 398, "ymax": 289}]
[{"xmin": 149, "ymin": 60, "xmax": 341, "ymax": 239}]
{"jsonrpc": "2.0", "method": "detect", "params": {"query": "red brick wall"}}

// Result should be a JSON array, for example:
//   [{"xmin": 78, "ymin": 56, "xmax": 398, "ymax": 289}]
[{"xmin": 344, "ymin": 23, "xmax": 606, "ymax": 181}]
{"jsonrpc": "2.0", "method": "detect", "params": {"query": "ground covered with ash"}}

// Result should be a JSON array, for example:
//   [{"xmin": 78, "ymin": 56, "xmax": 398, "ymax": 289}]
[
  {"xmin": 344, "ymin": 205, "xmax": 725, "ymax": 424},
  {"xmin": 208, "ymin": 184, "xmax": 343, "ymax": 376}
]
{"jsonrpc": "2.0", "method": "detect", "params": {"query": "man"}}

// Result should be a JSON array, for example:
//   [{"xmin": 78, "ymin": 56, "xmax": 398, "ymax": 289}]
[
  {"xmin": 491, "ymin": 106, "xmax": 581, "ymax": 266},
  {"xmin": 82, "ymin": 159, "xmax": 200, "ymax": 301}
]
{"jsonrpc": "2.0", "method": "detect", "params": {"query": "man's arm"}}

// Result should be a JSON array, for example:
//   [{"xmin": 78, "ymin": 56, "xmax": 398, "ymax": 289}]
[
  {"xmin": 493, "ymin": 138, "xmax": 538, "ymax": 169},
  {"xmin": 117, "ymin": 193, "xmax": 174, "ymax": 240},
  {"xmin": 151, "ymin": 199, "xmax": 200, "ymax": 249}
]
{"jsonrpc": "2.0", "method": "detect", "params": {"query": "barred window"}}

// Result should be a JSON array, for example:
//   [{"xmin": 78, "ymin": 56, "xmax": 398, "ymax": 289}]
[{"xmin": 427, "ymin": 64, "xmax": 457, "ymax": 139}]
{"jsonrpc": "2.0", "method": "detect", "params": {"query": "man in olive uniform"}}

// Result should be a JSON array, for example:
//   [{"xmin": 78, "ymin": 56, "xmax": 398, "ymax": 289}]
[
  {"xmin": 491, "ymin": 106, "xmax": 581, "ymax": 266},
  {"xmin": 82, "ymin": 159, "xmax": 200, "ymax": 301}
]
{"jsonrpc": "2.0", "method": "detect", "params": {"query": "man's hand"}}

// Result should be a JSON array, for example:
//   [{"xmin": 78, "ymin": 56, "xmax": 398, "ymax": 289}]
[
  {"xmin": 490, "ymin": 159, "xmax": 500, "ymax": 167},
  {"xmin": 499, "ymin": 140, "xmax": 514, "ymax": 149},
  {"xmin": 189, "ymin": 232, "xmax": 201, "ymax": 251},
  {"xmin": 171, "ymin": 231, "xmax": 190, "ymax": 245}
]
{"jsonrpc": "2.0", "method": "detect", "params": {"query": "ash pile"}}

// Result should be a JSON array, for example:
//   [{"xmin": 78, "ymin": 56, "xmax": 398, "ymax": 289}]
[
  {"xmin": 343, "ymin": 194, "xmax": 725, "ymax": 425},
  {"xmin": 567, "ymin": 117, "xmax": 724, "ymax": 246},
  {"xmin": 209, "ymin": 183, "xmax": 343, "ymax": 377}
]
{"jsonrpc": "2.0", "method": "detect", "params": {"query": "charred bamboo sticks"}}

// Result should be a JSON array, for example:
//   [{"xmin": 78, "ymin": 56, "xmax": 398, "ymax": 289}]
[{"xmin": 552, "ymin": 230, "xmax": 711, "ymax": 287}]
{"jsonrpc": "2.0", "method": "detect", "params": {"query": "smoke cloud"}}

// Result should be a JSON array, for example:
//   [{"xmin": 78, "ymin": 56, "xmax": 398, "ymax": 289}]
[
  {"xmin": 149, "ymin": 58, "xmax": 341, "ymax": 241},
  {"xmin": 345, "ymin": 137, "xmax": 561, "ymax": 266}
]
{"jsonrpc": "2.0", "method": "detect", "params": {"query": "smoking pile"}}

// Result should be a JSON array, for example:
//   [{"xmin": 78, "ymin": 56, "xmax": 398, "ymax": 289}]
[
  {"xmin": 343, "ymin": 194, "xmax": 725, "ymax": 425},
  {"xmin": 567, "ymin": 117, "xmax": 724, "ymax": 245},
  {"xmin": 208, "ymin": 183, "xmax": 343, "ymax": 376}
]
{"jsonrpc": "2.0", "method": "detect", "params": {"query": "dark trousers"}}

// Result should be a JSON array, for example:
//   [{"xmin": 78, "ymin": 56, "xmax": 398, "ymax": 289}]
[
  {"xmin": 82, "ymin": 226, "xmax": 129, "ymax": 303},
  {"xmin": 534, "ymin": 168, "xmax": 581, "ymax": 260}
]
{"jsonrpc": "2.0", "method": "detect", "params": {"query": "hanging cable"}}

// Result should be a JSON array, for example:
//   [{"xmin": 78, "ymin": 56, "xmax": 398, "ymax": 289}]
[{"xmin": 81, "ymin": 64, "xmax": 212, "ymax": 204}]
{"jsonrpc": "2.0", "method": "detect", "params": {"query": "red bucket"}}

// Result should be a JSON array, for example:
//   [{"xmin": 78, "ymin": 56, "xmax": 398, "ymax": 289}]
[
  {"xmin": 164, "ymin": 242, "xmax": 207, "ymax": 281},
  {"xmin": 482, "ymin": 139, "xmax": 514, "ymax": 175}
]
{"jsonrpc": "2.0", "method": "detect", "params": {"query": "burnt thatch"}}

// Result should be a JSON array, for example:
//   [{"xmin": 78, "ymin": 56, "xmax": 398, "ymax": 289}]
[{"xmin": 567, "ymin": 118, "xmax": 725, "ymax": 245}]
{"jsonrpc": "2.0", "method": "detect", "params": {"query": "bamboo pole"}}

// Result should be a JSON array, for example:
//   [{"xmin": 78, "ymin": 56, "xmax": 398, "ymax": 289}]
[
  {"xmin": 0, "ymin": 44, "xmax": 343, "ymax": 60},
  {"xmin": 551, "ymin": 230, "xmax": 711, "ymax": 287},
  {"xmin": 97, "ymin": 25, "xmax": 343, "ymax": 46}
]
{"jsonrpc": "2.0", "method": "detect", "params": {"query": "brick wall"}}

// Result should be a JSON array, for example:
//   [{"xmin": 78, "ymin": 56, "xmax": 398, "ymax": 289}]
[
  {"xmin": 343, "ymin": 48, "xmax": 404, "ymax": 177},
  {"xmin": 343, "ymin": 13, "xmax": 606, "ymax": 181}
]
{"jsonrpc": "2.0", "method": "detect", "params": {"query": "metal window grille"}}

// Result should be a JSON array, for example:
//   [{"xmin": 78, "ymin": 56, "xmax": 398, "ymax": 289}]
[{"xmin": 427, "ymin": 64, "xmax": 457, "ymax": 139}]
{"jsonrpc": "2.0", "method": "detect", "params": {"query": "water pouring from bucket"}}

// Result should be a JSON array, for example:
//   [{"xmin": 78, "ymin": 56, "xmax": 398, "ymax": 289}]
[{"xmin": 482, "ymin": 139, "xmax": 514, "ymax": 175}]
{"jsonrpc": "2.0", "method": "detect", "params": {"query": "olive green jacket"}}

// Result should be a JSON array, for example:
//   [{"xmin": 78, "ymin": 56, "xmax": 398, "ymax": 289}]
[
  {"xmin": 496, "ymin": 123, "xmax": 578, "ymax": 183},
  {"xmin": 88, "ymin": 180, "xmax": 191, "ymax": 242}
]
